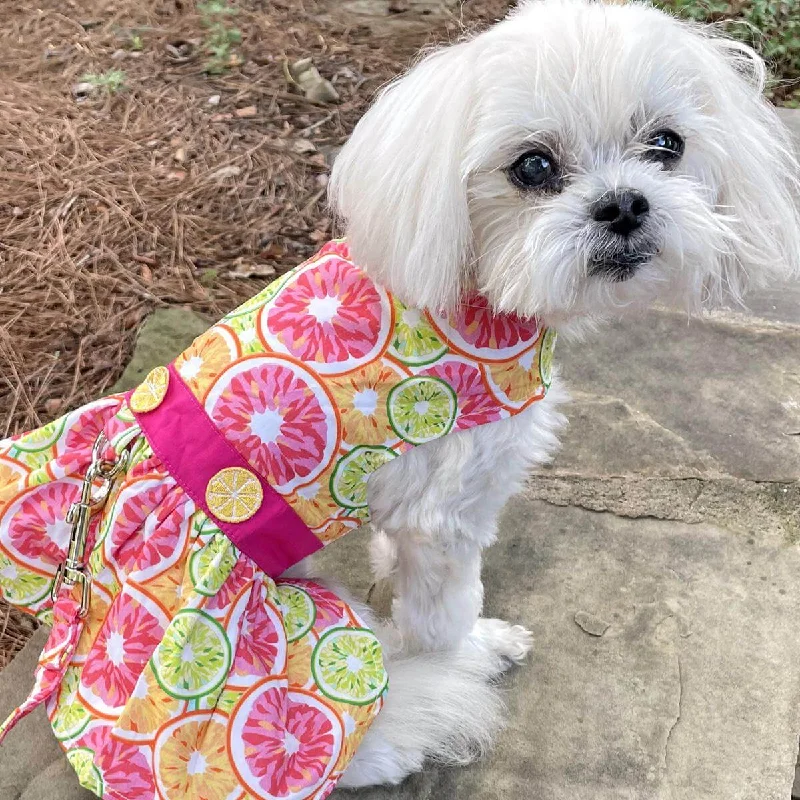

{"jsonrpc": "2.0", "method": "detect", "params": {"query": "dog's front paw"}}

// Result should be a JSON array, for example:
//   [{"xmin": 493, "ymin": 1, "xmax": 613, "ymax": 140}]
[{"xmin": 470, "ymin": 618, "xmax": 533, "ymax": 666}]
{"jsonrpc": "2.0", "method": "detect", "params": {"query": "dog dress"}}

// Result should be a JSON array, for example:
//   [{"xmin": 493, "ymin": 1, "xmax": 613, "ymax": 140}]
[{"xmin": 0, "ymin": 240, "xmax": 556, "ymax": 800}]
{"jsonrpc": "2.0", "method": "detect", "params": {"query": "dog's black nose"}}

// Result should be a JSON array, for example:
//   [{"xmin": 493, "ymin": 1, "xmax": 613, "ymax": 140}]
[{"xmin": 592, "ymin": 190, "xmax": 650, "ymax": 236}]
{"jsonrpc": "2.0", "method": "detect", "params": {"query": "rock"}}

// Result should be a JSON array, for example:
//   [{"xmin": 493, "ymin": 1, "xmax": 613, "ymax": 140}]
[
  {"xmin": 111, "ymin": 308, "xmax": 212, "ymax": 393},
  {"xmin": 285, "ymin": 58, "xmax": 340, "ymax": 104},
  {"xmin": 573, "ymin": 610, "xmax": 610, "ymax": 637}
]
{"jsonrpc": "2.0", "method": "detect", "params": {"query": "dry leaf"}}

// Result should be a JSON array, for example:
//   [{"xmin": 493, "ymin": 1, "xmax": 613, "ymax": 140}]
[
  {"xmin": 226, "ymin": 258, "xmax": 277, "ymax": 279},
  {"xmin": 44, "ymin": 398, "xmax": 63, "ymax": 416},
  {"xmin": 235, "ymin": 105, "xmax": 257, "ymax": 118},
  {"xmin": 292, "ymin": 139, "xmax": 316, "ymax": 155},
  {"xmin": 209, "ymin": 165, "xmax": 242, "ymax": 180},
  {"xmin": 285, "ymin": 58, "xmax": 339, "ymax": 104}
]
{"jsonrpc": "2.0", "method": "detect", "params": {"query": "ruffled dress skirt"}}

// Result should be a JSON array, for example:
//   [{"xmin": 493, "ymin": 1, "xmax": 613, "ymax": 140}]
[{"xmin": 0, "ymin": 396, "xmax": 387, "ymax": 800}]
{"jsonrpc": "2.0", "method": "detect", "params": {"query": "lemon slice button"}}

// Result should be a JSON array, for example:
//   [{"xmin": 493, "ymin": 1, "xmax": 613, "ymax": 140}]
[
  {"xmin": 205, "ymin": 466, "xmax": 263, "ymax": 523},
  {"xmin": 130, "ymin": 366, "xmax": 170, "ymax": 413}
]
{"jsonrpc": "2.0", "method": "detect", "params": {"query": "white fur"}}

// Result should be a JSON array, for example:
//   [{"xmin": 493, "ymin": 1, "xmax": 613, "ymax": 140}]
[{"xmin": 318, "ymin": 0, "xmax": 800, "ymax": 787}]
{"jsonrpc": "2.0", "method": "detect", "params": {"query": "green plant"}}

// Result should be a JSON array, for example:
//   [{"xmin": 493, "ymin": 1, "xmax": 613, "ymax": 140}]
[
  {"xmin": 654, "ymin": 0, "xmax": 800, "ymax": 104},
  {"xmin": 79, "ymin": 69, "xmax": 127, "ymax": 94},
  {"xmin": 129, "ymin": 34, "xmax": 144, "ymax": 51},
  {"xmin": 198, "ymin": 0, "xmax": 242, "ymax": 74}
]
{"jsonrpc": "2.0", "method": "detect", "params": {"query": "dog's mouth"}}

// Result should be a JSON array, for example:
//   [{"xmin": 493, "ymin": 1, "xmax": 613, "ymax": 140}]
[{"xmin": 588, "ymin": 244, "xmax": 659, "ymax": 283}]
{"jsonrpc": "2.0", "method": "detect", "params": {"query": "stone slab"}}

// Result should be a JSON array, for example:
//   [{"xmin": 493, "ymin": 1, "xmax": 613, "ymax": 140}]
[
  {"xmin": 0, "ymin": 627, "xmax": 94, "ymax": 800},
  {"xmin": 326, "ymin": 500, "xmax": 800, "ymax": 800},
  {"xmin": 551, "ymin": 304, "xmax": 800, "ymax": 484}
]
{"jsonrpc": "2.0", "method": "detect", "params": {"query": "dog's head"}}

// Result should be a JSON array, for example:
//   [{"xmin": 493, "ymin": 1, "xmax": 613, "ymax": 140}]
[{"xmin": 329, "ymin": 0, "xmax": 800, "ymax": 330}]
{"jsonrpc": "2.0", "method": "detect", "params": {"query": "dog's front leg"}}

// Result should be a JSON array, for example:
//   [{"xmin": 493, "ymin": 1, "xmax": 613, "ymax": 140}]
[{"xmin": 367, "ymin": 392, "xmax": 566, "ymax": 652}]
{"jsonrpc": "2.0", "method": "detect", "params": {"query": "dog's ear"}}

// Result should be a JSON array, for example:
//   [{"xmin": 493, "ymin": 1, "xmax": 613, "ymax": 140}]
[
  {"xmin": 329, "ymin": 41, "xmax": 479, "ymax": 312},
  {"xmin": 697, "ymin": 34, "xmax": 800, "ymax": 304}
]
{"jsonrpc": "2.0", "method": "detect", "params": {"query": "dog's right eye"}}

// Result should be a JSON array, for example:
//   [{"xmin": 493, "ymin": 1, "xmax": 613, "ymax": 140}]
[{"xmin": 508, "ymin": 150, "xmax": 559, "ymax": 190}]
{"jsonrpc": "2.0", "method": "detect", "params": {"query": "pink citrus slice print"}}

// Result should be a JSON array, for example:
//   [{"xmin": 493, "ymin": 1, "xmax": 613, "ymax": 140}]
[
  {"xmin": 71, "ymin": 722, "xmax": 155, "ymax": 799},
  {"xmin": 154, "ymin": 712, "xmax": 240, "ymax": 800},
  {"xmin": 105, "ymin": 479, "xmax": 190, "ymax": 582},
  {"xmin": 422, "ymin": 356, "xmax": 504, "ymax": 431},
  {"xmin": 429, "ymin": 294, "xmax": 540, "ymax": 363},
  {"xmin": 229, "ymin": 678, "xmax": 343, "ymax": 800},
  {"xmin": 54, "ymin": 398, "xmax": 128, "ymax": 473},
  {"xmin": 259, "ymin": 256, "xmax": 392, "ymax": 375},
  {"xmin": 227, "ymin": 587, "xmax": 287, "ymax": 687},
  {"xmin": 0, "ymin": 479, "xmax": 82, "ymax": 572},
  {"xmin": 205, "ymin": 357, "xmax": 338, "ymax": 494},
  {"xmin": 79, "ymin": 588, "xmax": 165, "ymax": 715}
]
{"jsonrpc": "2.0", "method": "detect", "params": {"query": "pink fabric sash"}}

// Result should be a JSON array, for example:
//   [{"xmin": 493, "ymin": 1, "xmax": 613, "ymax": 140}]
[{"xmin": 129, "ymin": 363, "xmax": 322, "ymax": 577}]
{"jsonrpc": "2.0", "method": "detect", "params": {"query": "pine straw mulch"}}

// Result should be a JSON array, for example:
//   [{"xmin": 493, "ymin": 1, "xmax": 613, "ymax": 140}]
[{"xmin": 0, "ymin": 0, "xmax": 511, "ymax": 664}]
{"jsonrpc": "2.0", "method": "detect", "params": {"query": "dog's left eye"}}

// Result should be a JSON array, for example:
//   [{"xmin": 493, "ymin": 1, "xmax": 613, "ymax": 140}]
[
  {"xmin": 644, "ymin": 129, "xmax": 685, "ymax": 164},
  {"xmin": 508, "ymin": 150, "xmax": 559, "ymax": 190}
]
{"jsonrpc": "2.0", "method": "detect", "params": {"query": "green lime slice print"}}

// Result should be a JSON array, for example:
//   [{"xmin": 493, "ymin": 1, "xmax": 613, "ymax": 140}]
[
  {"xmin": 538, "ymin": 329, "xmax": 557, "ymax": 389},
  {"xmin": 387, "ymin": 376, "xmax": 457, "ymax": 444},
  {"xmin": 329, "ymin": 446, "xmax": 397, "ymax": 509},
  {"xmin": 276, "ymin": 583, "xmax": 317, "ymax": 642},
  {"xmin": 189, "ymin": 536, "xmax": 238, "ymax": 597},
  {"xmin": 0, "ymin": 555, "xmax": 51, "ymax": 606},
  {"xmin": 151, "ymin": 609, "xmax": 232, "ymax": 700},
  {"xmin": 13, "ymin": 417, "xmax": 66, "ymax": 453},
  {"xmin": 67, "ymin": 748, "xmax": 104, "ymax": 796},
  {"xmin": 388, "ymin": 302, "xmax": 448, "ymax": 366},
  {"xmin": 311, "ymin": 627, "xmax": 388, "ymax": 706}
]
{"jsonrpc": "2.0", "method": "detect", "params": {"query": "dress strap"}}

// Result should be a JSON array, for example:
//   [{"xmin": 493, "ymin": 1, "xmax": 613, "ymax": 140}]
[{"xmin": 129, "ymin": 363, "xmax": 322, "ymax": 577}]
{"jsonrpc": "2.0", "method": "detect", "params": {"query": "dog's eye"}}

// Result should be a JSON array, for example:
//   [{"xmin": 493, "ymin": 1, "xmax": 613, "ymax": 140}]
[
  {"xmin": 644, "ymin": 129, "xmax": 685, "ymax": 164},
  {"xmin": 508, "ymin": 150, "xmax": 559, "ymax": 190}
]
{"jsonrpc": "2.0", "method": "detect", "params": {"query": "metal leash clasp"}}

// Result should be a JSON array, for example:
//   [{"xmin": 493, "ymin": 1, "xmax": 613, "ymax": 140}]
[{"xmin": 51, "ymin": 432, "xmax": 130, "ymax": 617}]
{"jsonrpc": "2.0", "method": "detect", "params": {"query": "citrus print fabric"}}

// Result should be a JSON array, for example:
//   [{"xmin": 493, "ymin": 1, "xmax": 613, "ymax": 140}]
[
  {"xmin": 173, "ymin": 239, "xmax": 557, "ymax": 547},
  {"xmin": 0, "ymin": 240, "xmax": 555, "ymax": 800}
]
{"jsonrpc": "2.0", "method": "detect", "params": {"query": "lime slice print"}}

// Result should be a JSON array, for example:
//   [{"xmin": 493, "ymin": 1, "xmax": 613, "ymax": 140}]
[
  {"xmin": 276, "ymin": 583, "xmax": 317, "ymax": 642},
  {"xmin": 51, "ymin": 667, "xmax": 91, "ymax": 742},
  {"xmin": 67, "ymin": 747, "xmax": 104, "ymax": 796},
  {"xmin": 52, "ymin": 699, "xmax": 91, "ymax": 742},
  {"xmin": 312, "ymin": 627, "xmax": 388, "ymax": 706},
  {"xmin": 538, "ymin": 329, "xmax": 557, "ymax": 389},
  {"xmin": 0, "ymin": 554, "xmax": 51, "ymax": 606},
  {"xmin": 388, "ymin": 301, "xmax": 448, "ymax": 366},
  {"xmin": 189, "ymin": 535, "xmax": 238, "ymax": 597},
  {"xmin": 329, "ymin": 446, "xmax": 397, "ymax": 509},
  {"xmin": 13, "ymin": 417, "xmax": 65, "ymax": 453},
  {"xmin": 151, "ymin": 609, "xmax": 231, "ymax": 700},
  {"xmin": 387, "ymin": 376, "xmax": 457, "ymax": 444}
]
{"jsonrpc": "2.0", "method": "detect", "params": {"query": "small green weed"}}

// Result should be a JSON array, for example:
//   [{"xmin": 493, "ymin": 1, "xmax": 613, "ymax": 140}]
[
  {"xmin": 655, "ymin": 0, "xmax": 800, "ymax": 104},
  {"xmin": 198, "ymin": 0, "xmax": 242, "ymax": 74},
  {"xmin": 79, "ymin": 69, "xmax": 127, "ymax": 94}
]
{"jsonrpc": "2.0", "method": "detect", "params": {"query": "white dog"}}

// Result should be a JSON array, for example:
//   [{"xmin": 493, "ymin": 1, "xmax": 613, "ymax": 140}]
[{"xmin": 301, "ymin": 0, "xmax": 799, "ymax": 788}]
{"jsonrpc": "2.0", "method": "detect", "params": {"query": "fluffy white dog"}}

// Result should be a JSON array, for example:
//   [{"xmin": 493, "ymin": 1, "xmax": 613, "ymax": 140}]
[{"xmin": 298, "ymin": 0, "xmax": 799, "ymax": 787}]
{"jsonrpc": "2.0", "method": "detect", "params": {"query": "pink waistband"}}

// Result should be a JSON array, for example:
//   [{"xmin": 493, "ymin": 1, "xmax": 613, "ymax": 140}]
[{"xmin": 128, "ymin": 363, "xmax": 322, "ymax": 577}]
